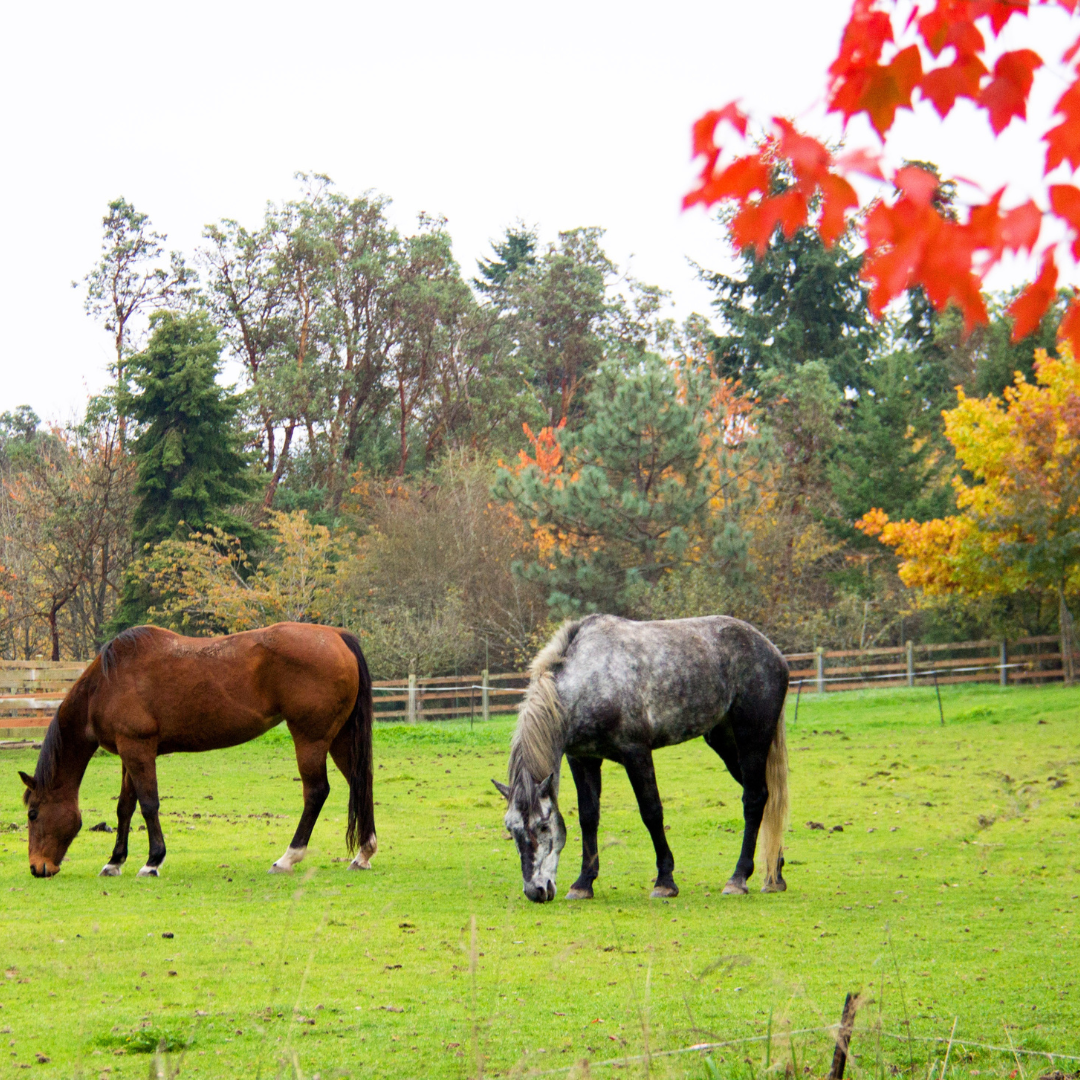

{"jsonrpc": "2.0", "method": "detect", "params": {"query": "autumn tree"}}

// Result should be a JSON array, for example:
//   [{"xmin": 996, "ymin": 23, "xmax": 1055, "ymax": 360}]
[
  {"xmin": 860, "ymin": 345, "xmax": 1080, "ymax": 677},
  {"xmin": 126, "ymin": 510, "xmax": 348, "ymax": 635},
  {"xmin": 0, "ymin": 401, "xmax": 134, "ymax": 659}
]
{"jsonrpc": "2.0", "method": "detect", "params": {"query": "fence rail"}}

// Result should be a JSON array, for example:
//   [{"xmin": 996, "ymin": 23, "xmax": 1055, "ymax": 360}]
[{"xmin": 1, "ymin": 631, "xmax": 1076, "ymax": 734}]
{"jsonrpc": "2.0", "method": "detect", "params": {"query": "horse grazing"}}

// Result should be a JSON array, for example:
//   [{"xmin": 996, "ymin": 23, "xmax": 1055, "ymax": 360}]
[
  {"xmin": 19, "ymin": 623, "xmax": 377, "ymax": 879},
  {"xmin": 493, "ymin": 615, "xmax": 789, "ymax": 903}
]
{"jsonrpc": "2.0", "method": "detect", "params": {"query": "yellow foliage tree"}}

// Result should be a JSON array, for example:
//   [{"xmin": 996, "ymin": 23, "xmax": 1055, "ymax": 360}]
[
  {"xmin": 858, "ymin": 346, "xmax": 1080, "ymax": 678},
  {"xmin": 131, "ymin": 510, "xmax": 350, "ymax": 634}
]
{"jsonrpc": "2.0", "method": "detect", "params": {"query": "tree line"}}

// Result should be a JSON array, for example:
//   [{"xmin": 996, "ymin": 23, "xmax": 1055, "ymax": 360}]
[{"xmin": 0, "ymin": 171, "xmax": 1070, "ymax": 670}]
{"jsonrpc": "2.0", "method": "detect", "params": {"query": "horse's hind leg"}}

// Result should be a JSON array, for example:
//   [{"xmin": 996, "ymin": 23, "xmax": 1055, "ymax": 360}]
[
  {"xmin": 99, "ymin": 765, "xmax": 137, "ymax": 877},
  {"xmin": 271, "ymin": 734, "xmax": 331, "ymax": 874},
  {"xmin": 566, "ymin": 755, "xmax": 602, "ymax": 900},
  {"xmin": 724, "ymin": 745, "xmax": 769, "ymax": 896},
  {"xmin": 116, "ymin": 741, "xmax": 167, "ymax": 878},
  {"xmin": 329, "ymin": 730, "xmax": 376, "ymax": 871},
  {"xmin": 623, "ymin": 749, "xmax": 678, "ymax": 898}
]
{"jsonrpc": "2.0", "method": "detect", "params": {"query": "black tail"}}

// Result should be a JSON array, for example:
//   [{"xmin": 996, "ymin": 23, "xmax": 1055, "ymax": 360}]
[{"xmin": 336, "ymin": 631, "xmax": 376, "ymax": 855}]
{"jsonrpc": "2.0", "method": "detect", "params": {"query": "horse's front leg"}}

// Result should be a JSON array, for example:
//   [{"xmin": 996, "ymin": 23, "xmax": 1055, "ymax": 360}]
[
  {"xmin": 270, "ymin": 734, "xmax": 331, "ymax": 873},
  {"xmin": 99, "ymin": 764, "xmax": 137, "ymax": 877},
  {"xmin": 116, "ymin": 740, "xmax": 167, "ymax": 877},
  {"xmin": 565, "ymin": 755, "xmax": 602, "ymax": 900},
  {"xmin": 623, "ymin": 749, "xmax": 678, "ymax": 898}
]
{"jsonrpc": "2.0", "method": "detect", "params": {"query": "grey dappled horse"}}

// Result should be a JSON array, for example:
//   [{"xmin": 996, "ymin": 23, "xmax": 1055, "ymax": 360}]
[{"xmin": 493, "ymin": 615, "xmax": 790, "ymax": 903}]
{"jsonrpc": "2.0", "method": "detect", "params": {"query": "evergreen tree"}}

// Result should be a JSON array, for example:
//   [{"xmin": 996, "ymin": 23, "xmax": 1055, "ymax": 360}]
[
  {"xmin": 701, "ymin": 224, "xmax": 882, "ymax": 393},
  {"xmin": 494, "ymin": 353, "xmax": 723, "ymax": 614},
  {"xmin": 472, "ymin": 224, "xmax": 537, "ymax": 295},
  {"xmin": 827, "ymin": 350, "xmax": 955, "ymax": 528},
  {"xmin": 112, "ymin": 312, "xmax": 255, "ymax": 629}
]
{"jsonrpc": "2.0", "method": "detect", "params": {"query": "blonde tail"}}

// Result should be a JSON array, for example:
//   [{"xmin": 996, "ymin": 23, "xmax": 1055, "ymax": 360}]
[{"xmin": 760, "ymin": 706, "xmax": 789, "ymax": 892}]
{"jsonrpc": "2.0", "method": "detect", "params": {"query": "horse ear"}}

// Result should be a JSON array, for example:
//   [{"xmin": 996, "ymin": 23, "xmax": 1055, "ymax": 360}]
[
  {"xmin": 537, "ymin": 773, "xmax": 555, "ymax": 800},
  {"xmin": 18, "ymin": 771, "xmax": 34, "ymax": 790},
  {"xmin": 491, "ymin": 779, "xmax": 511, "ymax": 801}
]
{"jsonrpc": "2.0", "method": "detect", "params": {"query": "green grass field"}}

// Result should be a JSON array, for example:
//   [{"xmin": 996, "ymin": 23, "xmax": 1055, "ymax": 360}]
[{"xmin": 0, "ymin": 682, "xmax": 1076, "ymax": 1079}]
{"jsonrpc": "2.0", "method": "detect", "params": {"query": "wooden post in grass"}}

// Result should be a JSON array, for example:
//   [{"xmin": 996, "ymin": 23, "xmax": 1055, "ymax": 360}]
[
  {"xmin": 481, "ymin": 669, "xmax": 490, "ymax": 723},
  {"xmin": 407, "ymin": 672, "xmax": 417, "ymax": 724},
  {"xmin": 1000, "ymin": 641, "xmax": 1008, "ymax": 688},
  {"xmin": 816, "ymin": 647, "xmax": 825, "ymax": 694},
  {"xmin": 827, "ymin": 992, "xmax": 859, "ymax": 1080},
  {"xmin": 906, "ymin": 640, "xmax": 914, "ymax": 688}
]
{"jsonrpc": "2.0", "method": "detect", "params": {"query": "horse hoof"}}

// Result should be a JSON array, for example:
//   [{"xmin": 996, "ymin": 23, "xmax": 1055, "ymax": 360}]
[
  {"xmin": 566, "ymin": 886, "xmax": 594, "ymax": 900},
  {"xmin": 268, "ymin": 862, "xmax": 293, "ymax": 874},
  {"xmin": 650, "ymin": 884, "xmax": 679, "ymax": 898},
  {"xmin": 99, "ymin": 864, "xmax": 122, "ymax": 877},
  {"xmin": 761, "ymin": 878, "xmax": 787, "ymax": 894},
  {"xmin": 721, "ymin": 879, "xmax": 749, "ymax": 895},
  {"xmin": 136, "ymin": 866, "xmax": 159, "ymax": 878},
  {"xmin": 347, "ymin": 858, "xmax": 371, "ymax": 871}
]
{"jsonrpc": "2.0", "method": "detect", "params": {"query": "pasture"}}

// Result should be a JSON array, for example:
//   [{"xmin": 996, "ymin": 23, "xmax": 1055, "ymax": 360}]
[{"xmin": 0, "ymin": 682, "xmax": 1076, "ymax": 1079}]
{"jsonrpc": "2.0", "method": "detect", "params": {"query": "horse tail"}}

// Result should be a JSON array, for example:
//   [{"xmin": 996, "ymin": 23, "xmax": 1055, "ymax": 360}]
[
  {"xmin": 509, "ymin": 619, "xmax": 581, "ymax": 786},
  {"xmin": 336, "ymin": 631, "xmax": 376, "ymax": 857},
  {"xmin": 760, "ymin": 705, "xmax": 789, "ymax": 888}
]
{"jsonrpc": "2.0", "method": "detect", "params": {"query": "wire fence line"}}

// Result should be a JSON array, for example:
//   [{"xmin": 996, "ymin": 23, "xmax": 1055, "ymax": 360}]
[
  {"xmin": 791, "ymin": 661, "xmax": 1033, "ymax": 687},
  {"xmin": 529, "ymin": 1022, "xmax": 1080, "ymax": 1077},
  {"xmin": 880, "ymin": 1032, "xmax": 1080, "ymax": 1062}
]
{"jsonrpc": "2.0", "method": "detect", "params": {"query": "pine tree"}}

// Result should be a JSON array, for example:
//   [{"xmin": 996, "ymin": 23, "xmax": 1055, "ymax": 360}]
[
  {"xmin": 494, "ymin": 353, "xmax": 720, "ymax": 614},
  {"xmin": 472, "ymin": 224, "xmax": 537, "ymax": 295},
  {"xmin": 112, "ymin": 312, "xmax": 255, "ymax": 630}
]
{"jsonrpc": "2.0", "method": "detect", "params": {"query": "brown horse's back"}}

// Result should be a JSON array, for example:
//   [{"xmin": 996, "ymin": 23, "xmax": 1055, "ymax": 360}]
[{"xmin": 91, "ymin": 623, "xmax": 359, "ymax": 754}]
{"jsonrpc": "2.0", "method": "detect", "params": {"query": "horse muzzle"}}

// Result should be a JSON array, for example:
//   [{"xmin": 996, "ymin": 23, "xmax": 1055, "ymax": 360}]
[
  {"xmin": 524, "ymin": 879, "xmax": 556, "ymax": 903},
  {"xmin": 29, "ymin": 861, "xmax": 59, "ymax": 878}
]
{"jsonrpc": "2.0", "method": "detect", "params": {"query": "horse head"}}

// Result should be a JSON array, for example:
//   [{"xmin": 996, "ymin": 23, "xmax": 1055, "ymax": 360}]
[
  {"xmin": 19, "ymin": 771, "xmax": 81, "ymax": 878},
  {"xmin": 493, "ymin": 772, "xmax": 566, "ymax": 903}
]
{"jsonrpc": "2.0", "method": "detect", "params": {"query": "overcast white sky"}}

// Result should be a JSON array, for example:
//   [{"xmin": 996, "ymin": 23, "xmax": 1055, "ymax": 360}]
[{"xmin": 2, "ymin": 0, "xmax": 1076, "ymax": 422}]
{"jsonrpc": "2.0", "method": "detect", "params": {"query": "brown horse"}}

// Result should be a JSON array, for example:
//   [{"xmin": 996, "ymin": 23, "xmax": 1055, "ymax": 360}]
[{"xmin": 19, "ymin": 622, "xmax": 376, "ymax": 879}]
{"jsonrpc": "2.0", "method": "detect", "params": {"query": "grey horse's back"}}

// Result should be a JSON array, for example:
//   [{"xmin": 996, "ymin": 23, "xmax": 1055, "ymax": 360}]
[{"xmin": 557, "ymin": 615, "xmax": 788, "ymax": 752}]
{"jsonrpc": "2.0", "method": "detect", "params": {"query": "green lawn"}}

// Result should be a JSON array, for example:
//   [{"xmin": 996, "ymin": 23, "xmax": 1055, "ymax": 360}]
[{"xmin": 0, "ymin": 682, "xmax": 1076, "ymax": 1079}]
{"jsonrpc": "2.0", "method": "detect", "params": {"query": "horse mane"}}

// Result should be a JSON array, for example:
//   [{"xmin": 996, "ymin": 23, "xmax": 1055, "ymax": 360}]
[
  {"xmin": 25, "ymin": 713, "xmax": 63, "ymax": 802},
  {"xmin": 99, "ymin": 625, "xmax": 155, "ymax": 680},
  {"xmin": 508, "ymin": 619, "xmax": 582, "ymax": 795}
]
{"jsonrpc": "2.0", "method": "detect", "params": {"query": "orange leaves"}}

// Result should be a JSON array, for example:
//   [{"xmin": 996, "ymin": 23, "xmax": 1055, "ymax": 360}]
[
  {"xmin": 861, "ymin": 170, "xmax": 1039, "ymax": 331},
  {"xmin": 685, "ymin": 115, "xmax": 859, "ymax": 254},
  {"xmin": 1008, "ymin": 251, "xmax": 1059, "ymax": 339},
  {"xmin": 686, "ymin": 0, "xmax": 1080, "ymax": 347},
  {"xmin": 684, "ymin": 154, "xmax": 771, "ymax": 211},
  {"xmin": 1050, "ymin": 184, "xmax": 1080, "ymax": 257},
  {"xmin": 830, "ymin": 43, "xmax": 923, "ymax": 138},
  {"xmin": 920, "ymin": 55, "xmax": 987, "ymax": 117},
  {"xmin": 828, "ymin": 1, "xmax": 1045, "ymax": 137},
  {"xmin": 1045, "ymin": 80, "xmax": 1080, "ymax": 173},
  {"xmin": 515, "ymin": 420, "xmax": 565, "ymax": 480},
  {"xmin": 979, "ymin": 49, "xmax": 1043, "ymax": 133}
]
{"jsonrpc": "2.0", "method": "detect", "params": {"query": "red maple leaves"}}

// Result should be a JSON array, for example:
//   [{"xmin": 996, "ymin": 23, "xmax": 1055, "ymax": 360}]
[{"xmin": 686, "ymin": 0, "xmax": 1080, "ymax": 344}]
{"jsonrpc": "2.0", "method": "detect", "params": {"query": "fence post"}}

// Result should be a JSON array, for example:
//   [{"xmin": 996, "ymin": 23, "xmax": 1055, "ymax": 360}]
[
  {"xmin": 906, "ymin": 640, "xmax": 914, "ymax": 688},
  {"xmin": 1000, "ymin": 640, "xmax": 1008, "ymax": 687},
  {"xmin": 407, "ymin": 672, "xmax": 417, "ymax": 724},
  {"xmin": 815, "ymin": 647, "xmax": 825, "ymax": 694},
  {"xmin": 481, "ymin": 669, "xmax": 490, "ymax": 723}
]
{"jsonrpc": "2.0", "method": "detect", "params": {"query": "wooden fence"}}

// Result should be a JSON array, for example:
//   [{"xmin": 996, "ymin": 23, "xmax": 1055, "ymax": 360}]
[{"xmin": 1, "ymin": 632, "xmax": 1076, "ymax": 736}]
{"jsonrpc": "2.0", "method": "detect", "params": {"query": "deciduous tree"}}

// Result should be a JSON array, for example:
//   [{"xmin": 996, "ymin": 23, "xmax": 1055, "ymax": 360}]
[{"xmin": 859, "ymin": 345, "xmax": 1080, "ymax": 677}]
